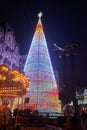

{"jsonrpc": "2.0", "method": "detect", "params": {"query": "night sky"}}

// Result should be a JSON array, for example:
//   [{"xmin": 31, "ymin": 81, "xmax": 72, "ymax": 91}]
[{"xmin": 0, "ymin": 0, "xmax": 87, "ymax": 88}]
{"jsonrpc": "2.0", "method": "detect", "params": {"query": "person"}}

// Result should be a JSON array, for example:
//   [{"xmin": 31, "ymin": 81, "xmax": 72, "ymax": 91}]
[
  {"xmin": 68, "ymin": 116, "xmax": 83, "ymax": 130},
  {"xmin": 64, "ymin": 115, "xmax": 71, "ymax": 130}
]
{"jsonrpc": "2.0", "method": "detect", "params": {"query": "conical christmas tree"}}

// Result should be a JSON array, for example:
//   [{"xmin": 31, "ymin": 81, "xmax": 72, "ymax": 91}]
[{"xmin": 24, "ymin": 12, "xmax": 61, "ymax": 112}]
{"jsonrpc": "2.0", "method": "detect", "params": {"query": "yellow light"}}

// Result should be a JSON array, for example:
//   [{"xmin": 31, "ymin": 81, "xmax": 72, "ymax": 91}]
[{"xmin": 0, "ymin": 65, "xmax": 30, "ymax": 97}]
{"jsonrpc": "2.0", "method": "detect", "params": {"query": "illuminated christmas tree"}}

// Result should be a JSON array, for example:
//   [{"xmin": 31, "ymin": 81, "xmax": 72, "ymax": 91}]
[{"xmin": 24, "ymin": 12, "xmax": 61, "ymax": 112}]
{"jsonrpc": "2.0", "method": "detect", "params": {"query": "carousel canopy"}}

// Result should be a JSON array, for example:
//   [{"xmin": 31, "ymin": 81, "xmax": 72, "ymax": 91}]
[{"xmin": 0, "ymin": 65, "xmax": 30, "ymax": 97}]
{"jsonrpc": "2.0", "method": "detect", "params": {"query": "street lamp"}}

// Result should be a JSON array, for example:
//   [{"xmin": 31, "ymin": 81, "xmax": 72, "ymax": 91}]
[{"xmin": 54, "ymin": 42, "xmax": 79, "ymax": 117}]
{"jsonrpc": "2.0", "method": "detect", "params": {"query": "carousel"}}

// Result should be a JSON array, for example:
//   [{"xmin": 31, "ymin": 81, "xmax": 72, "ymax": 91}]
[{"xmin": 0, "ymin": 65, "xmax": 30, "ymax": 127}]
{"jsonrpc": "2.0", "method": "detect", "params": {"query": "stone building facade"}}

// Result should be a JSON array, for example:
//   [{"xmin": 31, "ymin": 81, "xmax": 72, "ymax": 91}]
[{"xmin": 0, "ymin": 22, "xmax": 21, "ymax": 70}]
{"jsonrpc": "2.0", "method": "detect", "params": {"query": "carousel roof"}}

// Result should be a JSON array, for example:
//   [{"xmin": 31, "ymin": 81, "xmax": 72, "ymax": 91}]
[{"xmin": 0, "ymin": 65, "xmax": 30, "ymax": 97}]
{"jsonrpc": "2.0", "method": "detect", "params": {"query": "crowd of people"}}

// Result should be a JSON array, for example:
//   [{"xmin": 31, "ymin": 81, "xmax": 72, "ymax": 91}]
[
  {"xmin": 12, "ymin": 108, "xmax": 87, "ymax": 130},
  {"xmin": 0, "ymin": 106, "xmax": 87, "ymax": 130}
]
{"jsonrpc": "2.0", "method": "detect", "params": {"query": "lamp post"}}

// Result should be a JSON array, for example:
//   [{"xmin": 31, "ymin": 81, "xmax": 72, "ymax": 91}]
[{"xmin": 54, "ymin": 42, "xmax": 79, "ymax": 117}]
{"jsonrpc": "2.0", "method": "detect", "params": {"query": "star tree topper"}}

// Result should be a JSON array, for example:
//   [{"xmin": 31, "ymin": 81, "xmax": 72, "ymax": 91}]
[{"xmin": 38, "ymin": 12, "xmax": 43, "ymax": 19}]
